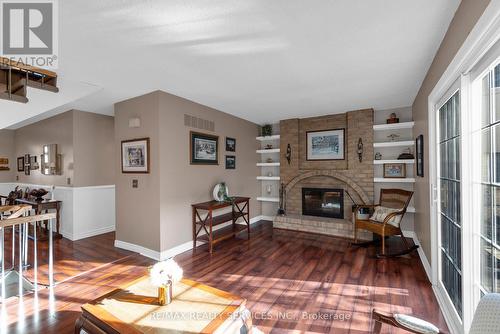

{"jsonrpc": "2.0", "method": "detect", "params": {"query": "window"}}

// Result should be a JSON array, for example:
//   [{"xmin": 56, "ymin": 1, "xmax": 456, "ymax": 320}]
[
  {"xmin": 438, "ymin": 91, "xmax": 463, "ymax": 317},
  {"xmin": 476, "ymin": 63, "xmax": 500, "ymax": 295}
]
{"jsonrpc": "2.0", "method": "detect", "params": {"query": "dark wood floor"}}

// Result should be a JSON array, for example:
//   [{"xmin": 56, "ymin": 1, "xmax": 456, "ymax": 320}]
[{"xmin": 0, "ymin": 221, "xmax": 448, "ymax": 333}]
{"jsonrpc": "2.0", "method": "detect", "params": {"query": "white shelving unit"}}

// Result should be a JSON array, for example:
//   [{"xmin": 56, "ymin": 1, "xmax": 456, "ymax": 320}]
[
  {"xmin": 256, "ymin": 196, "xmax": 279, "ymax": 203},
  {"xmin": 373, "ymin": 108, "xmax": 416, "ymax": 219},
  {"xmin": 373, "ymin": 159, "xmax": 414, "ymax": 164},
  {"xmin": 256, "ymin": 134, "xmax": 280, "ymax": 214},
  {"xmin": 373, "ymin": 121, "xmax": 415, "ymax": 131},
  {"xmin": 374, "ymin": 177, "xmax": 416, "ymax": 183},
  {"xmin": 373, "ymin": 140, "xmax": 414, "ymax": 148}
]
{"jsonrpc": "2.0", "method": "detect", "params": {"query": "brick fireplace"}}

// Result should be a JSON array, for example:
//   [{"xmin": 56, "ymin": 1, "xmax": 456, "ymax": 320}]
[{"xmin": 273, "ymin": 109, "xmax": 374, "ymax": 240}]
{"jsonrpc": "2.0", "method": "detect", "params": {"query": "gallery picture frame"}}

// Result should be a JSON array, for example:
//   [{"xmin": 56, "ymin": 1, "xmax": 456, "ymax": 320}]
[
  {"xmin": 17, "ymin": 157, "xmax": 24, "ymax": 172},
  {"xmin": 383, "ymin": 163, "xmax": 406, "ymax": 178},
  {"xmin": 190, "ymin": 131, "xmax": 219, "ymax": 165},
  {"xmin": 121, "ymin": 137, "xmax": 150, "ymax": 174},
  {"xmin": 416, "ymin": 134, "xmax": 424, "ymax": 177},
  {"xmin": 225, "ymin": 137, "xmax": 236, "ymax": 152},
  {"xmin": 225, "ymin": 155, "xmax": 236, "ymax": 169},
  {"xmin": 306, "ymin": 128, "xmax": 346, "ymax": 161}
]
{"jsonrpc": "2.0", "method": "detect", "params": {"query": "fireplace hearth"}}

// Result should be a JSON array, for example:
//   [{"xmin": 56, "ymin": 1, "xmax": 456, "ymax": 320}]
[{"xmin": 302, "ymin": 188, "xmax": 344, "ymax": 219}]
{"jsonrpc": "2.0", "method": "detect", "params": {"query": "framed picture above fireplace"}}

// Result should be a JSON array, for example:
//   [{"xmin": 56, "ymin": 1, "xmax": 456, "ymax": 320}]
[{"xmin": 306, "ymin": 128, "xmax": 345, "ymax": 160}]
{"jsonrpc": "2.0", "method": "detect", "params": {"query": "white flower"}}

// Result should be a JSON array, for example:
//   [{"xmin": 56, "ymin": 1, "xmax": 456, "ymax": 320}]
[{"xmin": 149, "ymin": 259, "xmax": 183, "ymax": 287}]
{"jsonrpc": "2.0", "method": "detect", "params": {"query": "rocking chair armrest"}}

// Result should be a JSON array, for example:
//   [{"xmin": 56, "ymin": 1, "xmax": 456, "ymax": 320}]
[
  {"xmin": 372, "ymin": 309, "xmax": 448, "ymax": 334},
  {"xmin": 381, "ymin": 210, "xmax": 405, "ymax": 226}
]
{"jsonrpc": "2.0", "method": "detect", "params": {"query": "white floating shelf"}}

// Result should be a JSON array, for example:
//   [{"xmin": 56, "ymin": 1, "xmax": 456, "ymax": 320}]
[
  {"xmin": 257, "ymin": 162, "xmax": 280, "ymax": 167},
  {"xmin": 373, "ymin": 122, "xmax": 415, "ymax": 131},
  {"xmin": 257, "ymin": 176, "xmax": 280, "ymax": 181},
  {"xmin": 407, "ymin": 207, "xmax": 416, "ymax": 213},
  {"xmin": 257, "ymin": 197, "xmax": 279, "ymax": 203},
  {"xmin": 373, "ymin": 140, "xmax": 414, "ymax": 148},
  {"xmin": 374, "ymin": 178, "xmax": 416, "ymax": 183},
  {"xmin": 373, "ymin": 159, "xmax": 415, "ymax": 164},
  {"xmin": 256, "ymin": 149, "xmax": 280, "ymax": 154},
  {"xmin": 256, "ymin": 135, "xmax": 280, "ymax": 141}
]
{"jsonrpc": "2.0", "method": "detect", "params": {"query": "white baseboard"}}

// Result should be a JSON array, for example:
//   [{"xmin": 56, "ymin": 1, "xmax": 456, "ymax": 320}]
[
  {"xmin": 115, "ymin": 215, "xmax": 267, "ymax": 261},
  {"xmin": 114, "ymin": 239, "xmax": 161, "ymax": 261},
  {"xmin": 65, "ymin": 225, "xmax": 116, "ymax": 241},
  {"xmin": 402, "ymin": 230, "xmax": 432, "ymax": 281}
]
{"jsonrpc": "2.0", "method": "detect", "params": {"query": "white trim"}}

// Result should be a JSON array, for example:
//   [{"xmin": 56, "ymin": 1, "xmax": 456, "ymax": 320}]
[
  {"xmin": 114, "ymin": 239, "xmax": 161, "ymax": 261},
  {"xmin": 115, "ymin": 215, "xmax": 267, "ymax": 261},
  {"xmin": 63, "ymin": 225, "xmax": 115, "ymax": 241}
]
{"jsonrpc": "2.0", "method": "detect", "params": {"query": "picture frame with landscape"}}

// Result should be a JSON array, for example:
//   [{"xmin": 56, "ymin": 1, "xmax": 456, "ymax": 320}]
[
  {"xmin": 121, "ymin": 138, "xmax": 150, "ymax": 173},
  {"xmin": 306, "ymin": 128, "xmax": 345, "ymax": 161},
  {"xmin": 191, "ymin": 132, "xmax": 219, "ymax": 165}
]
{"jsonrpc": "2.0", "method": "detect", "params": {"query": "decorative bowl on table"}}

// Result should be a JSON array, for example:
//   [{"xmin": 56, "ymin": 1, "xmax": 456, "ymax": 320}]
[{"xmin": 29, "ymin": 189, "xmax": 48, "ymax": 201}]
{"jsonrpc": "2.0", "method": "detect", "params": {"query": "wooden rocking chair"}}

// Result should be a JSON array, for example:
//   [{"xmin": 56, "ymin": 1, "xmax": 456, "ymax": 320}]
[{"xmin": 353, "ymin": 188, "xmax": 417, "ymax": 258}]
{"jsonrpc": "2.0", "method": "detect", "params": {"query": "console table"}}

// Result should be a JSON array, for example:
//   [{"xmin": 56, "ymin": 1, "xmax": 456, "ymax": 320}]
[
  {"xmin": 192, "ymin": 197, "xmax": 250, "ymax": 254},
  {"xmin": 15, "ymin": 198, "xmax": 62, "ymax": 241}
]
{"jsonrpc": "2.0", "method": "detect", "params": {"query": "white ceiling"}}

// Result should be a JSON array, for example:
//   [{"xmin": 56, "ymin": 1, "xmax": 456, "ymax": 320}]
[{"xmin": 1, "ymin": 0, "xmax": 461, "ymax": 129}]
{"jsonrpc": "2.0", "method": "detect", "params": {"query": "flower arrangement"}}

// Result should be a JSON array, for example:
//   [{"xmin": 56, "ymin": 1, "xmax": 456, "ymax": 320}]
[
  {"xmin": 149, "ymin": 259, "xmax": 183, "ymax": 305},
  {"xmin": 149, "ymin": 259, "xmax": 183, "ymax": 287}
]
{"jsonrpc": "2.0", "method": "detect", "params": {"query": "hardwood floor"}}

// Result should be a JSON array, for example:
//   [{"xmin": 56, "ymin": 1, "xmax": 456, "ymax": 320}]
[{"xmin": 0, "ymin": 221, "xmax": 448, "ymax": 333}]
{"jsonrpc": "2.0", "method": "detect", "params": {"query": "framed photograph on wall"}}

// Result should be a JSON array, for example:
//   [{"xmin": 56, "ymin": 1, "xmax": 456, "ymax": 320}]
[
  {"xmin": 190, "ymin": 132, "xmax": 219, "ymax": 165},
  {"xmin": 17, "ymin": 157, "xmax": 24, "ymax": 172},
  {"xmin": 306, "ymin": 128, "xmax": 345, "ymax": 161},
  {"xmin": 225, "ymin": 137, "xmax": 236, "ymax": 152},
  {"xmin": 121, "ymin": 138, "xmax": 150, "ymax": 173},
  {"xmin": 383, "ymin": 163, "xmax": 406, "ymax": 178},
  {"xmin": 225, "ymin": 155, "xmax": 236, "ymax": 169},
  {"xmin": 416, "ymin": 134, "xmax": 424, "ymax": 177}
]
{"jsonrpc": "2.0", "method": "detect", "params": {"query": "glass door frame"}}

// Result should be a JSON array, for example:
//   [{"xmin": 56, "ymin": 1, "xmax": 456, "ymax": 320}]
[{"xmin": 430, "ymin": 79, "xmax": 471, "ymax": 333}]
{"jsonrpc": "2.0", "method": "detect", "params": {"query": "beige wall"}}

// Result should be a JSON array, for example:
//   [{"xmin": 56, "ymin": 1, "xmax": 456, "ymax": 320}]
[
  {"xmin": 158, "ymin": 91, "xmax": 261, "ymax": 251},
  {"xmin": 115, "ymin": 92, "xmax": 161, "ymax": 251},
  {"xmin": 14, "ymin": 111, "xmax": 75, "ymax": 187},
  {"xmin": 8, "ymin": 110, "xmax": 115, "ymax": 188},
  {"xmin": 73, "ymin": 111, "xmax": 115, "ymax": 187},
  {"xmin": 114, "ymin": 90, "xmax": 261, "ymax": 253},
  {"xmin": 412, "ymin": 0, "xmax": 491, "ymax": 259},
  {"xmin": 0, "ymin": 130, "xmax": 15, "ymax": 182}
]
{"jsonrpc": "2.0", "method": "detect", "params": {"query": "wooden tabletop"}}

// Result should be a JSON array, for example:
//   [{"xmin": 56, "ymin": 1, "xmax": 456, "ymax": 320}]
[
  {"xmin": 192, "ymin": 197, "xmax": 250, "ymax": 210},
  {"xmin": 79, "ymin": 277, "xmax": 246, "ymax": 334}
]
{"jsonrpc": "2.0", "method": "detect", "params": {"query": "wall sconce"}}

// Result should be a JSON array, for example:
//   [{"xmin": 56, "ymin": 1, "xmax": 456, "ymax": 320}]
[
  {"xmin": 129, "ymin": 117, "xmax": 141, "ymax": 128},
  {"xmin": 357, "ymin": 138, "xmax": 363, "ymax": 162}
]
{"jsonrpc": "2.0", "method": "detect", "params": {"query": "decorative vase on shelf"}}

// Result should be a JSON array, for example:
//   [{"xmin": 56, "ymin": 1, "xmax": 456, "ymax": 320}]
[
  {"xmin": 213, "ymin": 182, "xmax": 229, "ymax": 202},
  {"xmin": 149, "ymin": 259, "xmax": 183, "ymax": 306}
]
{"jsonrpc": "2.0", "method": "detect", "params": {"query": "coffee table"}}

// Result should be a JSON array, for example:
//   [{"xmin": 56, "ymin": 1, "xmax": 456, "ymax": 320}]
[{"xmin": 75, "ymin": 277, "xmax": 251, "ymax": 334}]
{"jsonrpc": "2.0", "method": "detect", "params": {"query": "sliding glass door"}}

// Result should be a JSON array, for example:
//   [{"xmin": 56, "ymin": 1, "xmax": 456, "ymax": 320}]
[
  {"xmin": 474, "ymin": 62, "xmax": 500, "ymax": 296},
  {"xmin": 437, "ymin": 90, "xmax": 463, "ymax": 318}
]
